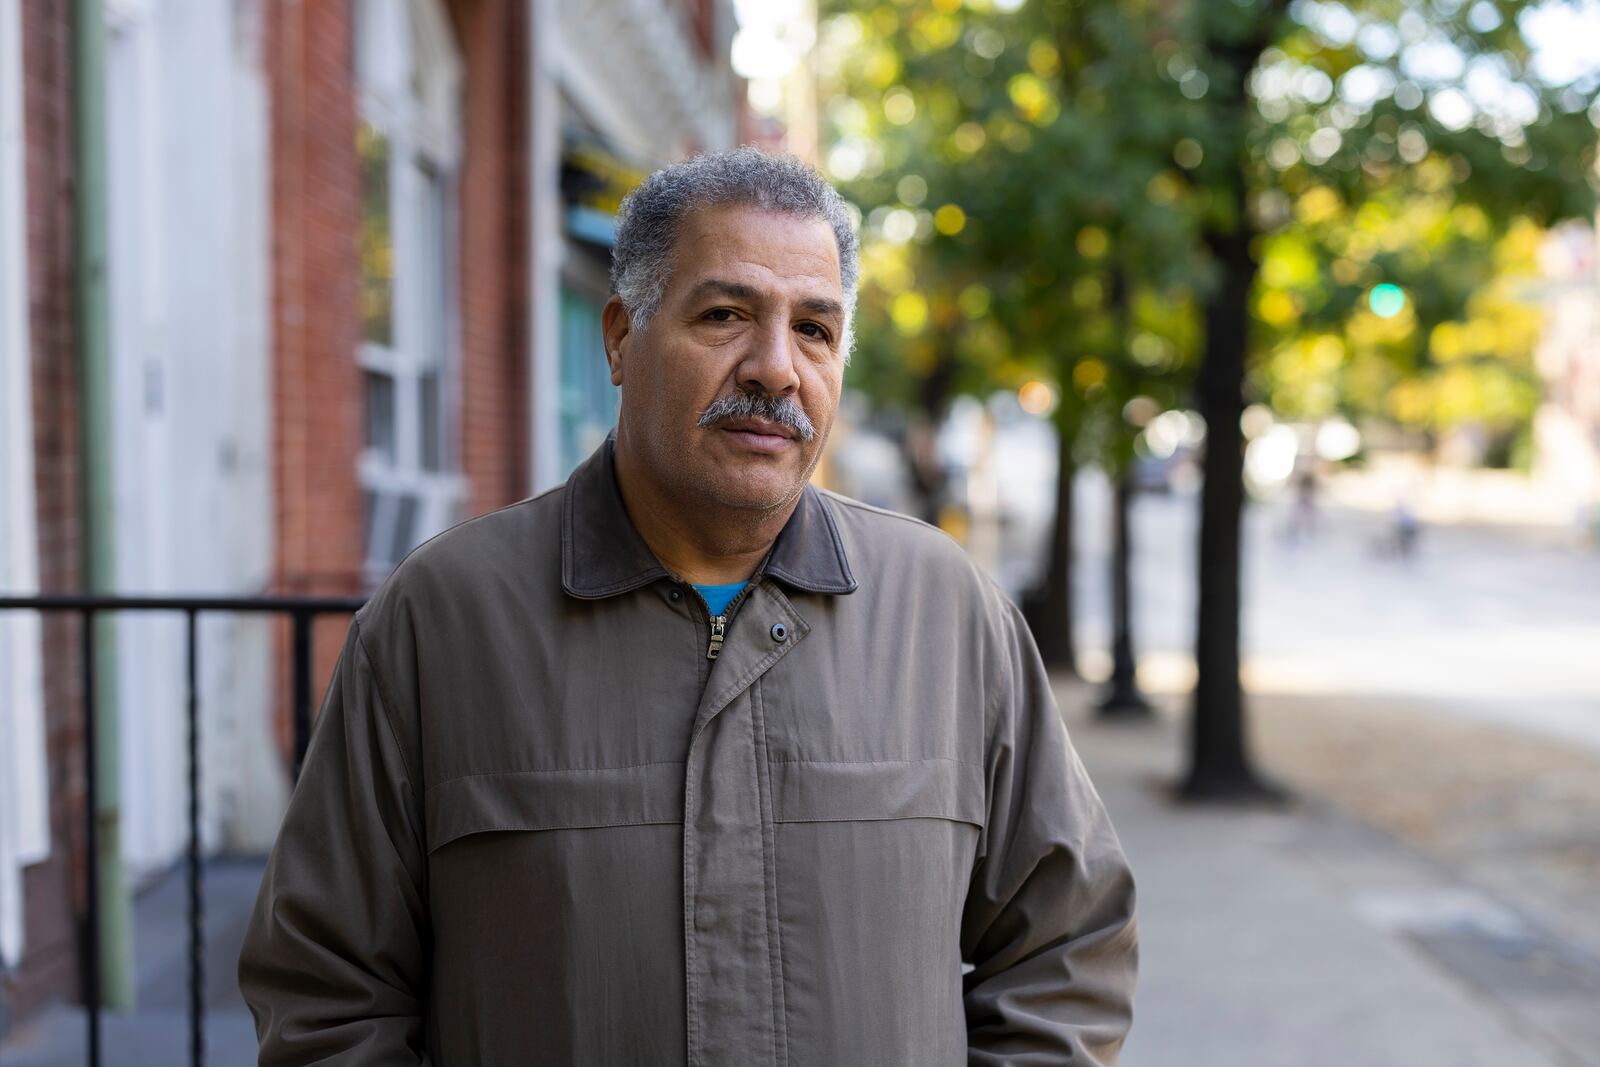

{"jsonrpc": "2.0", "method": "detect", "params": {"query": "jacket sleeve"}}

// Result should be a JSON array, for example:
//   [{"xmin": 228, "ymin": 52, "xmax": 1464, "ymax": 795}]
[
  {"xmin": 238, "ymin": 615, "xmax": 432, "ymax": 1065},
  {"xmin": 961, "ymin": 598, "xmax": 1139, "ymax": 1064}
]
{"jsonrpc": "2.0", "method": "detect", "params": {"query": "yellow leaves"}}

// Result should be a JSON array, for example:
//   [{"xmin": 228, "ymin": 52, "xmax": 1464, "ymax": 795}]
[
  {"xmin": 1257, "ymin": 291, "xmax": 1300, "ymax": 327},
  {"xmin": 891, "ymin": 291, "xmax": 929, "ymax": 335},
  {"xmin": 1347, "ymin": 305, "xmax": 1415, "ymax": 346},
  {"xmin": 958, "ymin": 284, "xmax": 991, "ymax": 318},
  {"xmin": 883, "ymin": 87, "xmax": 917, "ymax": 125},
  {"xmin": 1260, "ymin": 238, "xmax": 1317, "ymax": 289},
  {"xmin": 1452, "ymin": 204, "xmax": 1489, "ymax": 241},
  {"xmin": 1496, "ymin": 217, "xmax": 1543, "ymax": 272},
  {"xmin": 1331, "ymin": 257, "xmax": 1365, "ymax": 286},
  {"xmin": 1414, "ymin": 156, "xmax": 1452, "ymax": 193},
  {"xmin": 860, "ymin": 240, "xmax": 913, "ymax": 295},
  {"xmin": 1386, "ymin": 366, "xmax": 1536, "ymax": 429},
  {"xmin": 910, "ymin": 11, "xmax": 961, "ymax": 52},
  {"xmin": 1295, "ymin": 186, "xmax": 1342, "ymax": 226},
  {"xmin": 1145, "ymin": 171, "xmax": 1183, "ymax": 205},
  {"xmin": 934, "ymin": 204, "xmax": 967, "ymax": 235},
  {"xmin": 1072, "ymin": 276, "xmax": 1103, "ymax": 308},
  {"xmin": 997, "ymin": 120, "xmax": 1033, "ymax": 152},
  {"xmin": 1006, "ymin": 73, "xmax": 1059, "ymax": 126},
  {"xmin": 1075, "ymin": 226, "xmax": 1109, "ymax": 259},
  {"xmin": 948, "ymin": 121, "xmax": 987, "ymax": 157},
  {"xmin": 1072, "ymin": 358, "xmax": 1107, "ymax": 393},
  {"xmin": 861, "ymin": 46, "xmax": 901, "ymax": 89},
  {"xmin": 1027, "ymin": 40, "xmax": 1062, "ymax": 79},
  {"xmin": 1388, "ymin": 379, "xmax": 1430, "ymax": 426},
  {"xmin": 1265, "ymin": 334, "xmax": 1346, "ymax": 418}
]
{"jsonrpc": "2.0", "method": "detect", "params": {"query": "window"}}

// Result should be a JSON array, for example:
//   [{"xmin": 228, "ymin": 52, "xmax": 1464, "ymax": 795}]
[
  {"xmin": 354, "ymin": 0, "xmax": 465, "ymax": 584},
  {"xmin": 558, "ymin": 283, "xmax": 619, "ymax": 476}
]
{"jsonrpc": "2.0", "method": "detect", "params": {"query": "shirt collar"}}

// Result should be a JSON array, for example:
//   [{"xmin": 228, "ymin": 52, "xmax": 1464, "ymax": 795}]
[{"xmin": 561, "ymin": 432, "xmax": 858, "ymax": 600}]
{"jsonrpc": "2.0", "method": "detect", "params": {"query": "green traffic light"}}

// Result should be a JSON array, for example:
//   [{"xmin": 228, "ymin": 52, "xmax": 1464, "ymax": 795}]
[{"xmin": 1369, "ymin": 283, "xmax": 1407, "ymax": 318}]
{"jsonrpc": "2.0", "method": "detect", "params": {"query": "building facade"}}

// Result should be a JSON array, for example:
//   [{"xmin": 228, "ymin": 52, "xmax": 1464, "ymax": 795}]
[
  {"xmin": 0, "ymin": 0, "xmax": 743, "ymax": 1030},
  {"xmin": 1535, "ymin": 219, "xmax": 1600, "ymax": 542}
]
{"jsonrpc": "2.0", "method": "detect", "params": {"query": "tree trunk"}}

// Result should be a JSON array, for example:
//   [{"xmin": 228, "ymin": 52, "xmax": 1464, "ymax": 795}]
[
  {"xmin": 1099, "ymin": 471, "xmax": 1150, "ymax": 716},
  {"xmin": 1182, "ymin": 214, "xmax": 1276, "ymax": 801},
  {"xmin": 1023, "ymin": 422, "xmax": 1078, "ymax": 675},
  {"xmin": 903, "ymin": 355, "xmax": 956, "ymax": 524}
]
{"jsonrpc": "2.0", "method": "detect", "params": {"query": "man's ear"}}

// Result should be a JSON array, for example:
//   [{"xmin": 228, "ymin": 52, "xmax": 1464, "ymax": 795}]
[{"xmin": 601, "ymin": 295, "xmax": 632, "ymax": 387}]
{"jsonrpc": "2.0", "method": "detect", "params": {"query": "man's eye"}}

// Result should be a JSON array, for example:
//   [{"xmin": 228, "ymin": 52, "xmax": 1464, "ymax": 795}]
[
  {"xmin": 705, "ymin": 308, "xmax": 737, "ymax": 322},
  {"xmin": 797, "ymin": 322, "xmax": 830, "ymax": 340}
]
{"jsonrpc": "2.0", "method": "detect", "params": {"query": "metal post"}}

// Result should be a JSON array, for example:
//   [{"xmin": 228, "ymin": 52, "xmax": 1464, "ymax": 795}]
[
  {"xmin": 185, "ymin": 608, "xmax": 204, "ymax": 1067},
  {"xmin": 73, "ymin": 0, "xmax": 134, "ymax": 1010},
  {"xmin": 291, "ymin": 611, "xmax": 313, "ymax": 781},
  {"xmin": 80, "ymin": 609, "xmax": 100, "ymax": 1067}
]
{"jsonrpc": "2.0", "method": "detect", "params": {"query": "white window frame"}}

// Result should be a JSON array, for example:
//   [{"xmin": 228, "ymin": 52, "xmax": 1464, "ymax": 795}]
[{"xmin": 355, "ymin": 0, "xmax": 466, "ymax": 587}]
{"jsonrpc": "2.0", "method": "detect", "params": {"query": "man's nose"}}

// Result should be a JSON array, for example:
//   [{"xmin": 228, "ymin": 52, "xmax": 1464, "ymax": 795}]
[{"xmin": 736, "ymin": 317, "xmax": 800, "ymax": 396}]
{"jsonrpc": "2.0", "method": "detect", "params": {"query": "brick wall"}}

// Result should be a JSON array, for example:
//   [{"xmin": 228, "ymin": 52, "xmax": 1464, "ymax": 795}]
[
  {"xmin": 263, "ymin": 0, "xmax": 533, "ymax": 753},
  {"xmin": 13, "ymin": 0, "xmax": 87, "ymax": 1022},
  {"xmin": 264, "ymin": 0, "xmax": 366, "ymax": 756},
  {"xmin": 448, "ymin": 0, "xmax": 530, "ymax": 518}
]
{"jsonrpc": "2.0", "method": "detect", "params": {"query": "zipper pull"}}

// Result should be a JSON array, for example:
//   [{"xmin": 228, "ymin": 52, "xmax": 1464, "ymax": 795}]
[{"xmin": 706, "ymin": 615, "xmax": 727, "ymax": 660}]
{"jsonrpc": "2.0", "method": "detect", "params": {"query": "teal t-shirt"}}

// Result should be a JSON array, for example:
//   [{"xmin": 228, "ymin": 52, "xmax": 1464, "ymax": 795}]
[{"xmin": 693, "ymin": 581, "xmax": 747, "ymax": 617}]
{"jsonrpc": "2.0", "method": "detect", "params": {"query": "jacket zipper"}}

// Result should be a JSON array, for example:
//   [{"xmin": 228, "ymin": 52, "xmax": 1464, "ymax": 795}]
[{"xmin": 703, "ymin": 580, "xmax": 757, "ymax": 661}]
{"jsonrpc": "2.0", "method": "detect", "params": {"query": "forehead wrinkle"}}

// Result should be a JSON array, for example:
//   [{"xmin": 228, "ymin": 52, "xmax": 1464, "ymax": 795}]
[{"xmin": 671, "ymin": 208, "xmax": 843, "ymax": 297}]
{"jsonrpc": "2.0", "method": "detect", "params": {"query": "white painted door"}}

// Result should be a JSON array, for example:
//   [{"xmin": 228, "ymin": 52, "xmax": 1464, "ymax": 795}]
[{"xmin": 105, "ymin": 1, "xmax": 186, "ymax": 882}]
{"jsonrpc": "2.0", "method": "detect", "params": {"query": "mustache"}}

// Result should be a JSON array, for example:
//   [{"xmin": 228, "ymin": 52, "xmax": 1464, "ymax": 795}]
[{"xmin": 697, "ymin": 390, "xmax": 817, "ymax": 442}]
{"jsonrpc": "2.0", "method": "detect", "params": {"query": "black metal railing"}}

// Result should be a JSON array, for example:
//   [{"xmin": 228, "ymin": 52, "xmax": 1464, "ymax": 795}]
[{"xmin": 0, "ymin": 593, "xmax": 366, "ymax": 1067}]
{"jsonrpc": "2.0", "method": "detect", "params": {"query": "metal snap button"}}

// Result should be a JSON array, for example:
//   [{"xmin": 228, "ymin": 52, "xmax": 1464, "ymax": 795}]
[
  {"xmin": 669, "ymin": 588, "xmax": 682, "ymax": 602},
  {"xmin": 770, "ymin": 622, "xmax": 788, "ymax": 642}
]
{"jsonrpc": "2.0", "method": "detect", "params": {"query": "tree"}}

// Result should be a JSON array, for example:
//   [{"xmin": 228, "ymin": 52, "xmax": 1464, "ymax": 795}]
[
  {"xmin": 817, "ymin": 0, "xmax": 1599, "ymax": 802},
  {"xmin": 1173, "ymin": 0, "xmax": 1598, "ymax": 800},
  {"xmin": 819, "ymin": 0, "xmax": 1202, "ymax": 673}
]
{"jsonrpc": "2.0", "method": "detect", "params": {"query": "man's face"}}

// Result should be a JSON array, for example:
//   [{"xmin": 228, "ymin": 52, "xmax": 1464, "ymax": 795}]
[{"xmin": 604, "ymin": 203, "xmax": 847, "ymax": 514}]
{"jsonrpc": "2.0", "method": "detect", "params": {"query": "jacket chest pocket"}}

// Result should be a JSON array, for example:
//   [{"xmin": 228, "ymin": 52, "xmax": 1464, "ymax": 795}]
[
  {"xmin": 424, "ymin": 761, "xmax": 686, "ymax": 853},
  {"xmin": 768, "ymin": 757, "xmax": 985, "ymax": 828}
]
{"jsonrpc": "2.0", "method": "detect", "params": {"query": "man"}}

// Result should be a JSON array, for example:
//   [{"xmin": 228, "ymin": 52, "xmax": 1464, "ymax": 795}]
[{"xmin": 239, "ymin": 147, "xmax": 1137, "ymax": 1064}]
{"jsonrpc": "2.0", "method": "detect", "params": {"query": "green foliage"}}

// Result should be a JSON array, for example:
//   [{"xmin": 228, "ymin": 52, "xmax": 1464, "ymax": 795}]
[{"xmin": 820, "ymin": 0, "xmax": 1599, "ymax": 451}]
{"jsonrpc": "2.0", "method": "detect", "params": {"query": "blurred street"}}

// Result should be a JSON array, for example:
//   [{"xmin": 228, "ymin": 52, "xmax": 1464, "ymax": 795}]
[
  {"xmin": 1060, "ymin": 470, "xmax": 1600, "ymax": 1066},
  {"xmin": 1072, "ymin": 467, "xmax": 1600, "ymax": 753}
]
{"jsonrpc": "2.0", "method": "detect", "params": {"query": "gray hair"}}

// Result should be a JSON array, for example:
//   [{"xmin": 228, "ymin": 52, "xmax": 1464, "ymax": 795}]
[{"xmin": 610, "ymin": 146, "xmax": 860, "ymax": 360}]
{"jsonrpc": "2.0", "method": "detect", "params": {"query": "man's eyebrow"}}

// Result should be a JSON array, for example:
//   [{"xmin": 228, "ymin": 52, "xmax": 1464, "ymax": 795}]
[
  {"xmin": 684, "ymin": 278, "xmax": 844, "ymax": 320},
  {"xmin": 684, "ymin": 278, "xmax": 762, "ymax": 304},
  {"xmin": 796, "ymin": 297, "xmax": 845, "ymax": 320}
]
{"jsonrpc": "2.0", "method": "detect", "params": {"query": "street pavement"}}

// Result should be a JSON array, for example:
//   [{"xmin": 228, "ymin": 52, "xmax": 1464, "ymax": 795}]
[
  {"xmin": 1062, "ymin": 688, "xmax": 1598, "ymax": 1067},
  {"xmin": 1055, "ymin": 468, "xmax": 1600, "ymax": 1066},
  {"xmin": 1065, "ymin": 469, "xmax": 1600, "ymax": 754}
]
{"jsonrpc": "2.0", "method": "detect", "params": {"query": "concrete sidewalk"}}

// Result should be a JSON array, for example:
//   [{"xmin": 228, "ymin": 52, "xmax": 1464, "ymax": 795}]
[
  {"xmin": 0, "ymin": 860, "xmax": 261, "ymax": 1067},
  {"xmin": 1061, "ymin": 683, "xmax": 1597, "ymax": 1067}
]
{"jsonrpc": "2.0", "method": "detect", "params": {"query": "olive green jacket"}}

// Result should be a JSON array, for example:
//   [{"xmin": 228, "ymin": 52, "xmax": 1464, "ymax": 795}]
[{"xmin": 238, "ymin": 436, "xmax": 1138, "ymax": 1064}]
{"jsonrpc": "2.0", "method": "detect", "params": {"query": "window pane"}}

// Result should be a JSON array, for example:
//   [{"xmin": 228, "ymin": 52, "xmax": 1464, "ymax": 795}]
[
  {"xmin": 421, "ymin": 167, "xmax": 448, "ymax": 367},
  {"xmin": 365, "ymin": 370, "xmax": 397, "ymax": 463},
  {"xmin": 417, "ymin": 164, "xmax": 449, "ymax": 473},
  {"xmin": 558, "ymin": 285, "xmax": 618, "ymax": 476},
  {"xmin": 358, "ymin": 123, "xmax": 393, "ymax": 346},
  {"xmin": 363, "ymin": 488, "xmax": 389, "ymax": 569},
  {"xmin": 389, "ymin": 493, "xmax": 419, "ymax": 566},
  {"xmin": 419, "ymin": 369, "xmax": 441, "ymax": 472}
]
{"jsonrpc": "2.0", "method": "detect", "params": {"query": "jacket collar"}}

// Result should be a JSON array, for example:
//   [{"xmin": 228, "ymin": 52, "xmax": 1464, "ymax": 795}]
[{"xmin": 561, "ymin": 432, "xmax": 858, "ymax": 600}]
